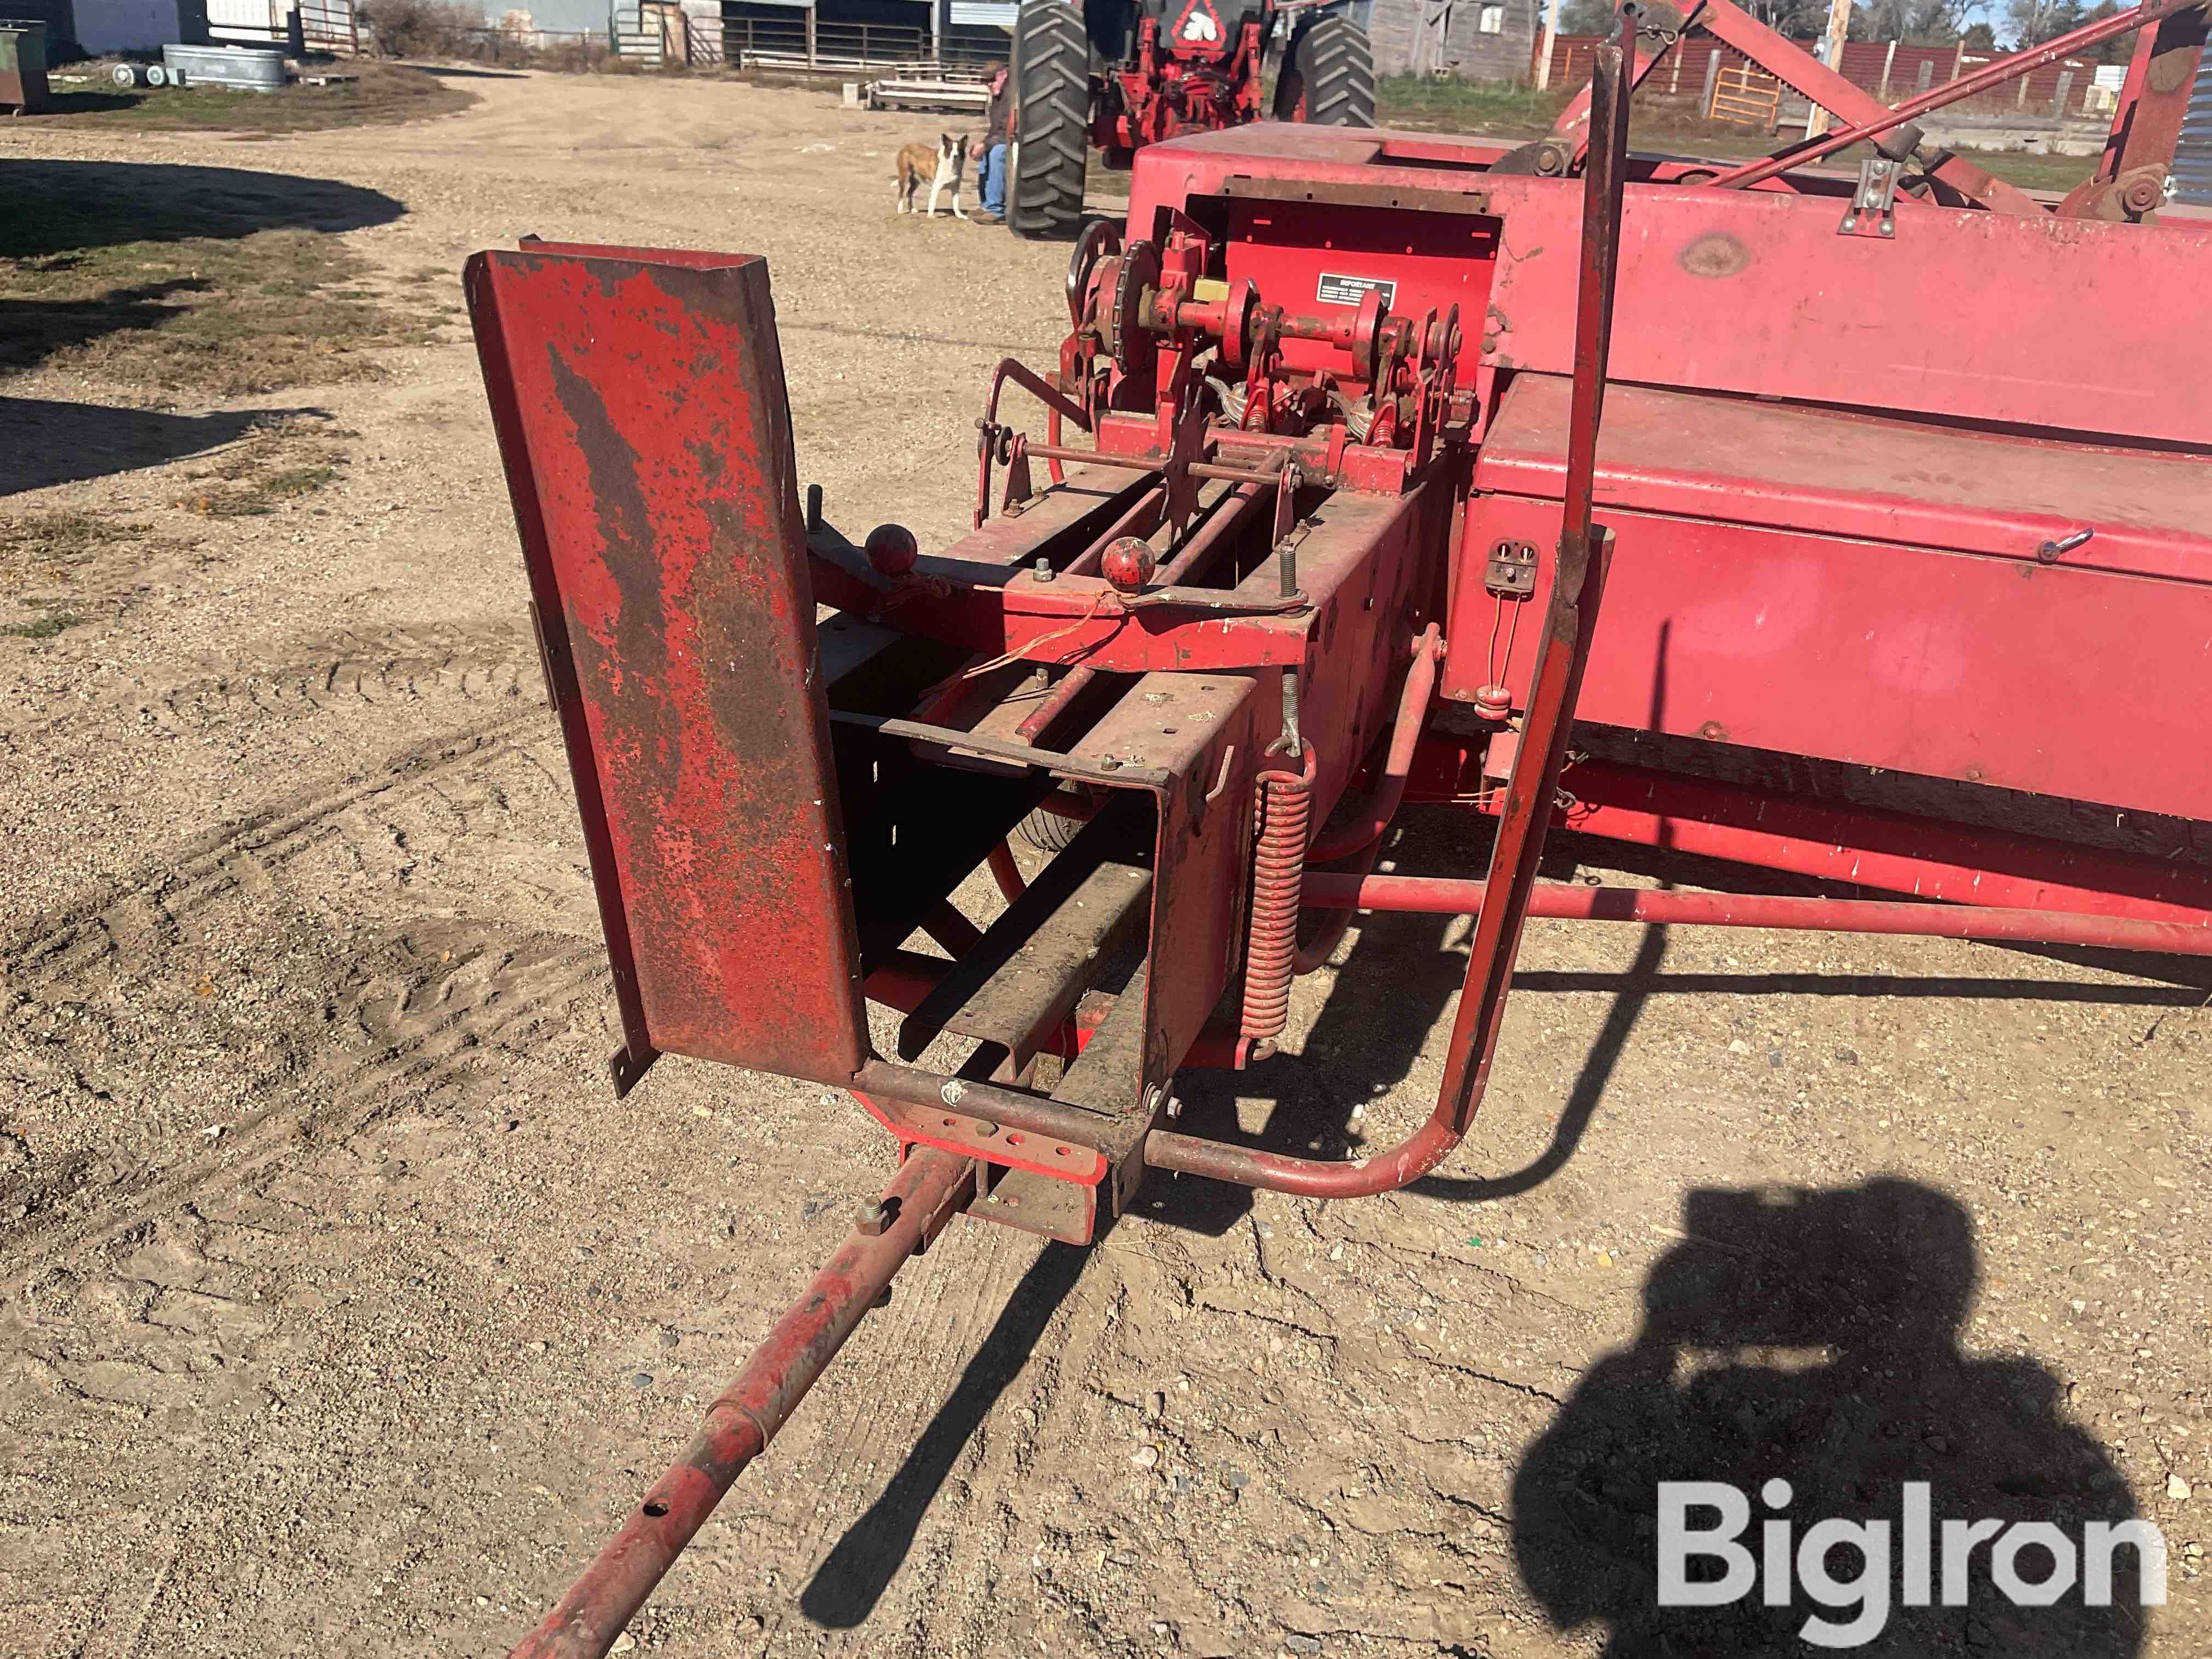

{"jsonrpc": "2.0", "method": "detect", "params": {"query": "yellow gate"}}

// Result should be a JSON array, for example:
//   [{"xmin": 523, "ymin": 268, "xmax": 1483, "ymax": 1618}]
[{"xmin": 1709, "ymin": 63, "xmax": 1783, "ymax": 128}]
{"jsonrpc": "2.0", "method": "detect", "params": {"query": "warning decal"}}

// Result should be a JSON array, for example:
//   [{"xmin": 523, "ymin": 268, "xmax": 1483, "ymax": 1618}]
[{"xmin": 1316, "ymin": 272, "xmax": 1396, "ymax": 309}]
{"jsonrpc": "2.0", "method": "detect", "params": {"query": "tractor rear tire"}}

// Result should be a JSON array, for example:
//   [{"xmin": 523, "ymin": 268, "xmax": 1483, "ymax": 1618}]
[
  {"xmin": 1009, "ymin": 0, "xmax": 1090, "ymax": 240},
  {"xmin": 1273, "ymin": 13, "xmax": 1375, "ymax": 128},
  {"xmin": 1017, "ymin": 804, "xmax": 1085, "ymax": 853}
]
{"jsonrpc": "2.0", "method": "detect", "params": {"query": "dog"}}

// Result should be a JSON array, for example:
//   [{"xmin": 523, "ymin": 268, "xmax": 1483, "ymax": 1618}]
[{"xmin": 895, "ymin": 133, "xmax": 970, "ymax": 220}]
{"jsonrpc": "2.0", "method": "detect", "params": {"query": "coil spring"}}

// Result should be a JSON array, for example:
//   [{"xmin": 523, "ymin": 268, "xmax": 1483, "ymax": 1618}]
[{"xmin": 1239, "ymin": 749, "xmax": 1316, "ymax": 1047}]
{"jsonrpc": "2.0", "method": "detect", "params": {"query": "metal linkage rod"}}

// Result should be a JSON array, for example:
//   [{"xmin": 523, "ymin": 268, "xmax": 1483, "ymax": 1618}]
[
  {"xmin": 1707, "ymin": 0, "xmax": 2199, "ymax": 191},
  {"xmin": 1301, "ymin": 873, "xmax": 2212, "ymax": 955},
  {"xmin": 510, "ymin": 1148, "xmax": 975, "ymax": 1659},
  {"xmin": 1308, "ymin": 627, "xmax": 1446, "ymax": 864},
  {"xmin": 1018, "ymin": 472, "xmax": 1279, "ymax": 745}
]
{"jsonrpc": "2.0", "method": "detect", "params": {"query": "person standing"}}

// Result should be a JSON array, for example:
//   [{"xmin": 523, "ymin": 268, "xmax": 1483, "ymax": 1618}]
[{"xmin": 970, "ymin": 60, "xmax": 1013, "ymax": 225}]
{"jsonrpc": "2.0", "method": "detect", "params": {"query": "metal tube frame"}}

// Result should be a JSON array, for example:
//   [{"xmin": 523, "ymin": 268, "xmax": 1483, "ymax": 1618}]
[
  {"xmin": 1704, "ymin": 0, "xmax": 2201, "ymax": 193},
  {"xmin": 510, "ymin": 1147, "xmax": 975, "ymax": 1659},
  {"xmin": 1143, "ymin": 5, "xmax": 1641, "ymax": 1199},
  {"xmin": 1302, "ymin": 872, "xmax": 2212, "ymax": 955}
]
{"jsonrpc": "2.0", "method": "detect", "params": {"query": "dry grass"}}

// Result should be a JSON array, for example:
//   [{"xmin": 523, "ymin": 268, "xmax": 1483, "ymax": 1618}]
[
  {"xmin": 2, "ymin": 219, "xmax": 441, "ymax": 396},
  {"xmin": 18, "ymin": 61, "xmax": 474, "ymax": 134},
  {"xmin": 172, "ymin": 427, "xmax": 348, "ymax": 517},
  {"xmin": 0, "ymin": 511, "xmax": 149, "ymax": 640}
]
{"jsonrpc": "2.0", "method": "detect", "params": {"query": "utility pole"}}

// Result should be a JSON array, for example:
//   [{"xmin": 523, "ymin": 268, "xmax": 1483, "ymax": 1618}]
[
  {"xmin": 1536, "ymin": 0, "xmax": 1562, "ymax": 88},
  {"xmin": 1804, "ymin": 0, "xmax": 1854, "ymax": 134}
]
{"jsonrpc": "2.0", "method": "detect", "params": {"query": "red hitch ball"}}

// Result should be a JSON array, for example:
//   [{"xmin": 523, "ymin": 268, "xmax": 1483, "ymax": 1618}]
[
  {"xmin": 1101, "ymin": 536, "xmax": 1157, "ymax": 594},
  {"xmin": 865, "ymin": 523, "xmax": 919, "ymax": 578}
]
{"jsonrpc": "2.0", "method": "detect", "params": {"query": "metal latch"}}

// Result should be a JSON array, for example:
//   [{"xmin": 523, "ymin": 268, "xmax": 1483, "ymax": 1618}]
[
  {"xmin": 1839, "ymin": 157, "xmax": 1900, "ymax": 239},
  {"xmin": 1484, "ymin": 539, "xmax": 1538, "ymax": 600}
]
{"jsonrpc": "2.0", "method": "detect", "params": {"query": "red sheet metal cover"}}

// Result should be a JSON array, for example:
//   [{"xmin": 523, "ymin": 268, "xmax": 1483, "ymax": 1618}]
[
  {"xmin": 467, "ymin": 245, "xmax": 866, "ymax": 1088},
  {"xmin": 1474, "ymin": 373, "xmax": 2212, "ymax": 582}
]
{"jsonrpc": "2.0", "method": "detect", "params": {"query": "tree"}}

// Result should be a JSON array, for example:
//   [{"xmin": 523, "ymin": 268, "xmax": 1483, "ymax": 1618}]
[
  {"xmin": 2076, "ymin": 0, "xmax": 2134, "ymax": 63},
  {"xmin": 1559, "ymin": 0, "xmax": 1618, "ymax": 34},
  {"xmin": 1961, "ymin": 18, "xmax": 1996, "ymax": 44},
  {"xmin": 1851, "ymin": 0, "xmax": 1989, "ymax": 43},
  {"xmin": 2003, "ymin": 0, "xmax": 2084, "ymax": 47},
  {"xmin": 1559, "ymin": 0, "xmax": 1683, "ymax": 31}
]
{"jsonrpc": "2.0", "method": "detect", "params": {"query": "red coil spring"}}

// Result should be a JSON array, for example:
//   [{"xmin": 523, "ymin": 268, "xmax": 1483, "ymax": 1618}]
[{"xmin": 1239, "ymin": 747, "xmax": 1317, "ymax": 1052}]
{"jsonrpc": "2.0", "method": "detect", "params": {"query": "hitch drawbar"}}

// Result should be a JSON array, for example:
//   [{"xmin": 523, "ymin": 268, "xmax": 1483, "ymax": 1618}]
[{"xmin": 510, "ymin": 1148, "xmax": 975, "ymax": 1659}]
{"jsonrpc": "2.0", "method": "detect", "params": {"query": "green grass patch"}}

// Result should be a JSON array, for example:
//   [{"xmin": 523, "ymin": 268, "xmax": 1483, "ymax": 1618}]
[
  {"xmin": 21, "ymin": 61, "xmax": 474, "ymax": 134},
  {"xmin": 1, "ymin": 607, "xmax": 87, "ymax": 641},
  {"xmin": 1376, "ymin": 76, "xmax": 1571, "ymax": 134},
  {"xmin": 174, "ymin": 430, "xmax": 347, "ymax": 516}
]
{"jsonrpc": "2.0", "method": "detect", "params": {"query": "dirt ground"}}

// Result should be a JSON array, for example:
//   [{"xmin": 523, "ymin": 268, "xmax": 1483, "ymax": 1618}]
[{"xmin": 3, "ymin": 69, "xmax": 2208, "ymax": 1659}]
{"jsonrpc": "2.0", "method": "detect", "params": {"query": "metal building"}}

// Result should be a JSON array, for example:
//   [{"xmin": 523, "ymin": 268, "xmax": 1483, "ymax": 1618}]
[{"xmin": 2173, "ymin": 55, "xmax": 2212, "ymax": 205}]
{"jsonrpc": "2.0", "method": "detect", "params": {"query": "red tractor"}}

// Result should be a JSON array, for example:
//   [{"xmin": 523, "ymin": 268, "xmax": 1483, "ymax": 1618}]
[{"xmin": 1005, "ymin": 0, "xmax": 1375, "ymax": 236}]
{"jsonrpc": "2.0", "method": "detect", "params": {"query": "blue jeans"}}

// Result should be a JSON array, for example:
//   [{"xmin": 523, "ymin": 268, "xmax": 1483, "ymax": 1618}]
[{"xmin": 982, "ymin": 142, "xmax": 1008, "ymax": 215}]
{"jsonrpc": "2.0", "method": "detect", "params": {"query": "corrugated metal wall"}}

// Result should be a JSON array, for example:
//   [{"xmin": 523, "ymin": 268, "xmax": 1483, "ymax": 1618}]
[{"xmin": 2174, "ymin": 57, "xmax": 2212, "ymax": 206}]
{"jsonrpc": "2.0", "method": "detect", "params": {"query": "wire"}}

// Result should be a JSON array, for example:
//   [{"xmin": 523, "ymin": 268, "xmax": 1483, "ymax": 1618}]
[{"xmin": 960, "ymin": 588, "xmax": 1113, "ymax": 680}]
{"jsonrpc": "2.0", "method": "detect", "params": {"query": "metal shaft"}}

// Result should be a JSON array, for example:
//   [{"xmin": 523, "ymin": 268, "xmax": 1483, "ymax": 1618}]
[
  {"xmin": 1707, "ymin": 0, "xmax": 2198, "ymax": 191},
  {"xmin": 1301, "ymin": 873, "xmax": 2212, "ymax": 955},
  {"xmin": 509, "ymin": 1147, "xmax": 975, "ymax": 1659}
]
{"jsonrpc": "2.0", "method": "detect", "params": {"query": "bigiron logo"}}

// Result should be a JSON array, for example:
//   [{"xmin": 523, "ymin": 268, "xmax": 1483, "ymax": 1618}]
[{"xmin": 1658, "ymin": 1479, "xmax": 2169, "ymax": 1649}]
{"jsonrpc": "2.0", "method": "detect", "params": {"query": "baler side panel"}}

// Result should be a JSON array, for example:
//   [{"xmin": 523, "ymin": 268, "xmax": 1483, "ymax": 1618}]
[
  {"xmin": 1134, "ymin": 134, "xmax": 2212, "ymax": 446},
  {"xmin": 466, "ymin": 248, "xmax": 867, "ymax": 1087},
  {"xmin": 1445, "ymin": 373, "xmax": 2212, "ymax": 821},
  {"xmin": 1453, "ymin": 491, "xmax": 2212, "ymax": 823}
]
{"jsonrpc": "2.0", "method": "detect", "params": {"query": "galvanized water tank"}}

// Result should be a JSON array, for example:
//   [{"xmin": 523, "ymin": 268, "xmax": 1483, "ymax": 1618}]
[{"xmin": 161, "ymin": 42, "xmax": 290, "ymax": 92}]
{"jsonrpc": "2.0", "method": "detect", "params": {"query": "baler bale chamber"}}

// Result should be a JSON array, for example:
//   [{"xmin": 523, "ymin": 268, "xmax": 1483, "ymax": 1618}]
[{"xmin": 465, "ymin": 5, "xmax": 2212, "ymax": 1651}]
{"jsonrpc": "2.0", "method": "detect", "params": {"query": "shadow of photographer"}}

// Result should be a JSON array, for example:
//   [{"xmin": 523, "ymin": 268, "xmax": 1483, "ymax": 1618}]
[{"xmin": 1511, "ymin": 1178, "xmax": 2154, "ymax": 1655}]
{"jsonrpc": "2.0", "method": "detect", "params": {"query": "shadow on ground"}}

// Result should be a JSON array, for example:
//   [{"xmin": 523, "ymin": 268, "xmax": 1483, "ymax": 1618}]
[
  {"xmin": 0, "ymin": 397, "xmax": 324, "ymax": 495},
  {"xmin": 1511, "ymin": 1177, "xmax": 2151, "ymax": 1655},
  {"xmin": 0, "ymin": 160, "xmax": 404, "ymax": 261},
  {"xmin": 402, "ymin": 61, "xmax": 529, "ymax": 78},
  {"xmin": 798, "ymin": 1240, "xmax": 1090, "ymax": 1628}
]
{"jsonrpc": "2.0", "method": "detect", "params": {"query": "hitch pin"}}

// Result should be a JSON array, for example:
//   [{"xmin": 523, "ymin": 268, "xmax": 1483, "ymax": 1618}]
[{"xmin": 2036, "ymin": 527, "xmax": 2093, "ymax": 565}]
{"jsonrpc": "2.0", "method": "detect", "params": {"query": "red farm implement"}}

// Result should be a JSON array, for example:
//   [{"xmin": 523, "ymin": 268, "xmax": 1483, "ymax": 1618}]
[
  {"xmin": 467, "ymin": 2, "xmax": 2212, "ymax": 1650},
  {"xmin": 1005, "ymin": 0, "xmax": 1374, "ymax": 236}
]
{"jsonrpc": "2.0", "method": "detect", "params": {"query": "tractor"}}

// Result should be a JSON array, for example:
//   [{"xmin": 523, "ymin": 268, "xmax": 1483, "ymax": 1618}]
[
  {"xmin": 467, "ymin": 0, "xmax": 2212, "ymax": 1647},
  {"xmin": 1004, "ymin": 0, "xmax": 1375, "ymax": 236}
]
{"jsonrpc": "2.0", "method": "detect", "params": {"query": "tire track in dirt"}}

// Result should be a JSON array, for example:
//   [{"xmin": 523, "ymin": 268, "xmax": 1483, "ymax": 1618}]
[
  {"xmin": 4, "ymin": 712, "xmax": 606, "ymax": 1276},
  {"xmin": 0, "ymin": 620, "xmax": 538, "ymax": 758},
  {"xmin": 3, "ymin": 702, "xmax": 540, "ymax": 981}
]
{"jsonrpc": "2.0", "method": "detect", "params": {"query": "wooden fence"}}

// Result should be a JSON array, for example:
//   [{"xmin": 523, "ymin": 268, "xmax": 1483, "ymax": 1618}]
[{"xmin": 1534, "ymin": 31, "xmax": 2104, "ymax": 117}]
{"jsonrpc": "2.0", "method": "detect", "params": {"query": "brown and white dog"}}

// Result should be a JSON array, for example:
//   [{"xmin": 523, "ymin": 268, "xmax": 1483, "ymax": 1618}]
[{"xmin": 895, "ymin": 133, "xmax": 970, "ymax": 219}]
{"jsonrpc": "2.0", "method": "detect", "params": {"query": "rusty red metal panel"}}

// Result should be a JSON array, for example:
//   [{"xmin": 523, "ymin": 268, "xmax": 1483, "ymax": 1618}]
[
  {"xmin": 1069, "ymin": 674, "xmax": 1266, "ymax": 1091},
  {"xmin": 466, "ymin": 245, "xmax": 867, "ymax": 1088},
  {"xmin": 1469, "ymin": 374, "xmax": 2212, "ymax": 580},
  {"xmin": 1448, "ymin": 487, "xmax": 2212, "ymax": 824},
  {"xmin": 1442, "ymin": 375, "xmax": 2212, "ymax": 825}
]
